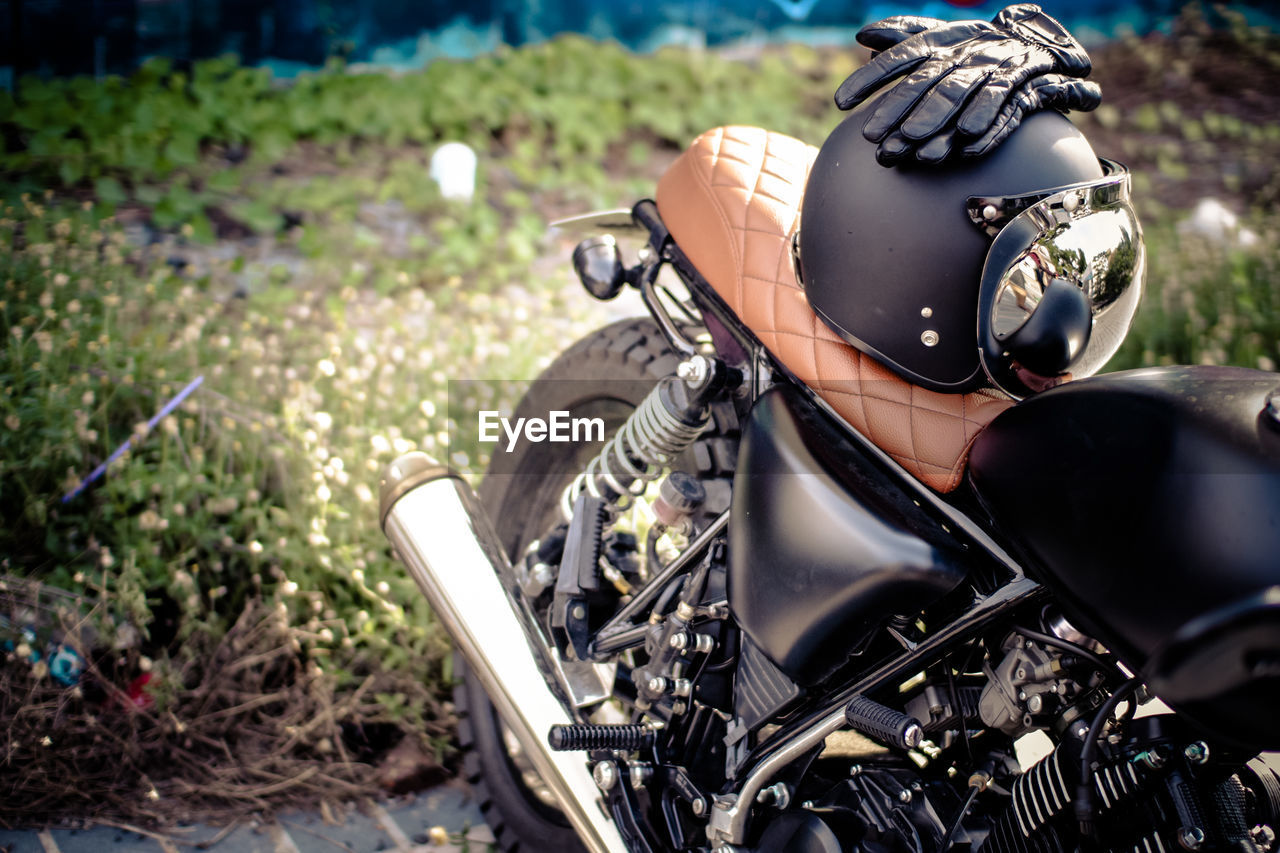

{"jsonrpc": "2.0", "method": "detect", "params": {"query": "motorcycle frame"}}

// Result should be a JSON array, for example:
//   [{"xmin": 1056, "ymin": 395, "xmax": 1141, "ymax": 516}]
[{"xmin": 558, "ymin": 200, "xmax": 1066, "ymax": 847}]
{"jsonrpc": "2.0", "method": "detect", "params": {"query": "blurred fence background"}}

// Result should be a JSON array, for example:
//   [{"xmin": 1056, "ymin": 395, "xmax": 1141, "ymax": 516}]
[{"xmin": 8, "ymin": 0, "xmax": 1277, "ymax": 84}]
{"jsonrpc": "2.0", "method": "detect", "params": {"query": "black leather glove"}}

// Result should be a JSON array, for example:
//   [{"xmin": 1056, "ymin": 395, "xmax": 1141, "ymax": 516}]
[
  {"xmin": 835, "ymin": 4, "xmax": 1092, "ymax": 153},
  {"xmin": 959, "ymin": 73, "xmax": 1101, "ymax": 158},
  {"xmin": 873, "ymin": 74, "xmax": 1102, "ymax": 166}
]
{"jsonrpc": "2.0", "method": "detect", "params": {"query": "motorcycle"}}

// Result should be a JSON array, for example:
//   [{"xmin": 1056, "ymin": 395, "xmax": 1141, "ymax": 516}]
[{"xmin": 379, "ymin": 16, "xmax": 1280, "ymax": 853}]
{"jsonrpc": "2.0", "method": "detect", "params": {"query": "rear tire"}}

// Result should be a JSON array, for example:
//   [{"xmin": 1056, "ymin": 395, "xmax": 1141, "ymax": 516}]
[{"xmin": 453, "ymin": 317, "xmax": 737, "ymax": 851}]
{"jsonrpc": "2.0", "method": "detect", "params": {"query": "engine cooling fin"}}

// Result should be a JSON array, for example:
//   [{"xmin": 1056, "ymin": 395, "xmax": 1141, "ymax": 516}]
[{"xmin": 979, "ymin": 741, "xmax": 1149, "ymax": 853}]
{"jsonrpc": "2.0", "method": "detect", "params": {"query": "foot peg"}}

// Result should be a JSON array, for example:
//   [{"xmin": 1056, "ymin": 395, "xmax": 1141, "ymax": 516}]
[
  {"xmin": 845, "ymin": 695, "xmax": 924, "ymax": 750},
  {"xmin": 548, "ymin": 724, "xmax": 655, "ymax": 752}
]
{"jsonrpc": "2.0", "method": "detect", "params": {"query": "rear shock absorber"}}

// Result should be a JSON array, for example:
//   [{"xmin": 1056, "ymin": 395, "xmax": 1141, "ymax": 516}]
[{"xmin": 560, "ymin": 355, "xmax": 726, "ymax": 520}]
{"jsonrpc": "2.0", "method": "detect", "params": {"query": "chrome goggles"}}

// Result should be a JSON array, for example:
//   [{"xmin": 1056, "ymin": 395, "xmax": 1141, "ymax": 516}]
[{"xmin": 968, "ymin": 159, "xmax": 1145, "ymax": 399}]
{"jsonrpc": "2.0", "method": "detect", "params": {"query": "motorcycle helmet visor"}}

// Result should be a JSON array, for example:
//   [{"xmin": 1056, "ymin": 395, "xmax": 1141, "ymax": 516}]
[{"xmin": 969, "ymin": 159, "xmax": 1144, "ymax": 399}]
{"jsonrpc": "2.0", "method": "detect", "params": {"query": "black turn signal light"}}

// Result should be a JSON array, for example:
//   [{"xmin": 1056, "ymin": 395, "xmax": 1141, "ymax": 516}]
[{"xmin": 573, "ymin": 235, "xmax": 626, "ymax": 301}]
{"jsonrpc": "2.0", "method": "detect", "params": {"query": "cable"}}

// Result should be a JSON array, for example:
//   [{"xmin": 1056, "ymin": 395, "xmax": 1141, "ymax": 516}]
[
  {"xmin": 1012, "ymin": 625, "xmax": 1121, "ymax": 679},
  {"xmin": 1075, "ymin": 677, "xmax": 1143, "ymax": 838},
  {"xmin": 945, "ymin": 649, "xmax": 975, "ymax": 767},
  {"xmin": 939, "ymin": 783, "xmax": 982, "ymax": 851}
]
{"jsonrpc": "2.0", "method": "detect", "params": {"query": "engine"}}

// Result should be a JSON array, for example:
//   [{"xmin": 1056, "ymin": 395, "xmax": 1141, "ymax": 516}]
[{"xmin": 730, "ymin": 625, "xmax": 1280, "ymax": 853}]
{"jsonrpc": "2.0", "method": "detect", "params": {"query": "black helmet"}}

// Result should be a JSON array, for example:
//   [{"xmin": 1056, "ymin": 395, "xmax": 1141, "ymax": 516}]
[{"xmin": 798, "ymin": 105, "xmax": 1144, "ymax": 398}]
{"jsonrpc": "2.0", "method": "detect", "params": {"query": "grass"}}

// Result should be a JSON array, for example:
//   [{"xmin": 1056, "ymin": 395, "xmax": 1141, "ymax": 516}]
[{"xmin": 0, "ymin": 11, "xmax": 1278, "ymax": 822}]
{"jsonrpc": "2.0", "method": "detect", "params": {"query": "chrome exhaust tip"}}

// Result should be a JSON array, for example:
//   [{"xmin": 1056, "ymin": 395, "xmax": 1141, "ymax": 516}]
[{"xmin": 379, "ymin": 453, "xmax": 627, "ymax": 853}]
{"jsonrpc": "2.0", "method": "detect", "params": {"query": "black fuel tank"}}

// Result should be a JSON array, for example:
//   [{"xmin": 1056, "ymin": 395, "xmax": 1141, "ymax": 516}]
[
  {"xmin": 969, "ymin": 365, "xmax": 1280, "ymax": 749},
  {"xmin": 729, "ymin": 388, "xmax": 969, "ymax": 685}
]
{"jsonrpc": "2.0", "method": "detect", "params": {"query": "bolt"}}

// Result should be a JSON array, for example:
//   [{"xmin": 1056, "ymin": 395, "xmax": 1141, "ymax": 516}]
[
  {"xmin": 669, "ymin": 632, "xmax": 688, "ymax": 650},
  {"xmin": 691, "ymin": 797, "xmax": 707, "ymax": 816},
  {"xmin": 849, "ymin": 764, "xmax": 863, "ymax": 777},
  {"xmin": 630, "ymin": 763, "xmax": 652, "ymax": 790},
  {"xmin": 903, "ymin": 722, "xmax": 924, "ymax": 749},
  {"xmin": 921, "ymin": 330, "xmax": 939, "ymax": 347},
  {"xmin": 1184, "ymin": 742, "xmax": 1210, "ymax": 765},
  {"xmin": 921, "ymin": 306, "xmax": 933, "ymax": 319},
  {"xmin": 947, "ymin": 767, "xmax": 959, "ymax": 779},
  {"xmin": 911, "ymin": 781, "xmax": 924, "ymax": 793},
  {"xmin": 571, "ymin": 603, "xmax": 586, "ymax": 621},
  {"xmin": 677, "ymin": 356, "xmax": 709, "ymax": 383},
  {"xmin": 898, "ymin": 789, "xmax": 913, "ymax": 804},
  {"xmin": 647, "ymin": 676, "xmax": 668, "ymax": 694},
  {"xmin": 1139, "ymin": 749, "xmax": 1167, "ymax": 770},
  {"xmin": 1179, "ymin": 827, "xmax": 1205, "ymax": 851},
  {"xmin": 1027, "ymin": 694, "xmax": 1044, "ymax": 714},
  {"xmin": 756, "ymin": 782, "xmax": 791, "ymax": 809},
  {"xmin": 1073, "ymin": 721, "xmax": 1090, "ymax": 740},
  {"xmin": 982, "ymin": 204, "xmax": 999, "ymax": 222},
  {"xmin": 593, "ymin": 761, "xmax": 617, "ymax": 792},
  {"xmin": 672, "ymin": 678, "xmax": 693, "ymax": 698},
  {"xmin": 1063, "ymin": 192, "xmax": 1081, "ymax": 213}
]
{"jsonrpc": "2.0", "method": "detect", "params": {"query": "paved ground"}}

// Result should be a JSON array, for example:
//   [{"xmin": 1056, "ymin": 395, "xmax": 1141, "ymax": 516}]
[{"xmin": 0, "ymin": 785, "xmax": 495, "ymax": 853}]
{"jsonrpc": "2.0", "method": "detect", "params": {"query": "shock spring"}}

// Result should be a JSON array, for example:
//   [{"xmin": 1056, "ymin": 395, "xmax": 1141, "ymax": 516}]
[{"xmin": 560, "ymin": 356, "xmax": 717, "ymax": 520}]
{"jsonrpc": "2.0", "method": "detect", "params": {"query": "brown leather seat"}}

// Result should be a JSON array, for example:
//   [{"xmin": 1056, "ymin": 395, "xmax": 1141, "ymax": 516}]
[{"xmin": 655, "ymin": 126, "xmax": 1011, "ymax": 493}]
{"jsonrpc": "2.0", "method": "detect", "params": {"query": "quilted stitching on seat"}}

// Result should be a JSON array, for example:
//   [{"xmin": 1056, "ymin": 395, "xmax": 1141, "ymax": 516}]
[{"xmin": 655, "ymin": 126, "xmax": 1012, "ymax": 493}]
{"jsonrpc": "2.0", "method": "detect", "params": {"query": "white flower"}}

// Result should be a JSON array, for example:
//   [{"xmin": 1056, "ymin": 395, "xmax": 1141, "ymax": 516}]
[{"xmin": 137, "ymin": 509, "xmax": 168, "ymax": 531}]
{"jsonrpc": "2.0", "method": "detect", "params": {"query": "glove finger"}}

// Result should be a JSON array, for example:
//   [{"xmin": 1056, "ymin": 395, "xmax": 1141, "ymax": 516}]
[
  {"xmin": 1045, "ymin": 78, "xmax": 1102, "ymax": 111},
  {"xmin": 860, "ymin": 58, "xmax": 955, "ymax": 140},
  {"xmin": 875, "ymin": 131, "xmax": 916, "ymax": 166},
  {"xmin": 916, "ymin": 129, "xmax": 958, "ymax": 163},
  {"xmin": 899, "ymin": 62, "xmax": 996, "ymax": 140},
  {"xmin": 856, "ymin": 15, "xmax": 945, "ymax": 52},
  {"xmin": 834, "ymin": 21, "xmax": 993, "ymax": 109},
  {"xmin": 954, "ymin": 50, "xmax": 1053, "ymax": 135},
  {"xmin": 1003, "ymin": 74, "xmax": 1101, "ymax": 114},
  {"xmin": 961, "ymin": 89, "xmax": 1034, "ymax": 158},
  {"xmin": 835, "ymin": 48, "xmax": 928, "ymax": 110}
]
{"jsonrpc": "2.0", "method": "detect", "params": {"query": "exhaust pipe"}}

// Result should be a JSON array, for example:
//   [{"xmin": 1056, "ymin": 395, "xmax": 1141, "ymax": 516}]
[{"xmin": 379, "ymin": 453, "xmax": 628, "ymax": 853}]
